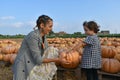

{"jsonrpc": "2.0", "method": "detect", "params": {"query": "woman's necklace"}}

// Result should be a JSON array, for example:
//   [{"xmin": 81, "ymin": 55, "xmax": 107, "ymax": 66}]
[{"xmin": 42, "ymin": 42, "xmax": 45, "ymax": 49}]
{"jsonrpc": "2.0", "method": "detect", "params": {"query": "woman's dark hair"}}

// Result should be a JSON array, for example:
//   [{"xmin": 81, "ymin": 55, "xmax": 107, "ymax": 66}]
[
  {"xmin": 83, "ymin": 21, "xmax": 100, "ymax": 33},
  {"xmin": 34, "ymin": 15, "xmax": 53, "ymax": 29}
]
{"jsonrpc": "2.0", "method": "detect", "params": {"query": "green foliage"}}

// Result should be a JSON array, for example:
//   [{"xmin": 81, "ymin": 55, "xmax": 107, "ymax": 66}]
[
  {"xmin": 0, "ymin": 34, "xmax": 25, "ymax": 39},
  {"xmin": 47, "ymin": 33, "xmax": 120, "ymax": 38},
  {"xmin": 0, "ymin": 33, "xmax": 120, "ymax": 39},
  {"xmin": 74, "ymin": 32, "xmax": 82, "ymax": 35}
]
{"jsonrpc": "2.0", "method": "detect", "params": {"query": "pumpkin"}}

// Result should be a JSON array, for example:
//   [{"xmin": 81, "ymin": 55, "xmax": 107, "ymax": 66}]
[
  {"xmin": 116, "ymin": 46, "xmax": 120, "ymax": 53},
  {"xmin": 3, "ymin": 54, "xmax": 11, "ymax": 62},
  {"xmin": 114, "ymin": 53, "xmax": 120, "ymax": 62},
  {"xmin": 8, "ymin": 40, "xmax": 17, "ymax": 44},
  {"xmin": 2, "ymin": 40, "xmax": 9, "ymax": 44},
  {"xmin": 0, "ymin": 54, "xmax": 3, "ymax": 60},
  {"xmin": 101, "ymin": 46, "xmax": 117, "ymax": 58},
  {"xmin": 2, "ymin": 40, "xmax": 17, "ymax": 44},
  {"xmin": 0, "ymin": 43, "xmax": 8, "ymax": 48},
  {"xmin": 112, "ymin": 42, "xmax": 120, "ymax": 47},
  {"xmin": 10, "ymin": 54, "xmax": 17, "ymax": 64},
  {"xmin": 0, "ymin": 48, "xmax": 1, "ymax": 53},
  {"xmin": 101, "ymin": 40, "xmax": 112, "ymax": 46},
  {"xmin": 14, "ymin": 44, "xmax": 20, "ymax": 53},
  {"xmin": 102, "ymin": 58, "xmax": 120, "ymax": 73},
  {"xmin": 59, "ymin": 50, "xmax": 80, "ymax": 68},
  {"xmin": 1, "ymin": 45, "xmax": 16, "ymax": 54}
]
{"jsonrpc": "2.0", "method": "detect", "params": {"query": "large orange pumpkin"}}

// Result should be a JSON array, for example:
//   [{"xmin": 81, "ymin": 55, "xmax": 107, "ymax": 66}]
[
  {"xmin": 102, "ymin": 58, "xmax": 120, "ymax": 73},
  {"xmin": 59, "ymin": 50, "xmax": 80, "ymax": 68},
  {"xmin": 101, "ymin": 46, "xmax": 117, "ymax": 58}
]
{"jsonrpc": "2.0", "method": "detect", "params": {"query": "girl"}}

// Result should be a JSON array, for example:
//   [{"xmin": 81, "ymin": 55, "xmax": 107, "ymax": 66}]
[
  {"xmin": 63, "ymin": 21, "xmax": 101, "ymax": 80},
  {"xmin": 81, "ymin": 21, "xmax": 101, "ymax": 80}
]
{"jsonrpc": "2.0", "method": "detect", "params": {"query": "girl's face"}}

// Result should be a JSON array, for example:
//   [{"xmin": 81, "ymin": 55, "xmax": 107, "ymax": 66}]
[
  {"xmin": 41, "ymin": 20, "xmax": 53, "ymax": 35},
  {"xmin": 84, "ymin": 26, "xmax": 94, "ymax": 35}
]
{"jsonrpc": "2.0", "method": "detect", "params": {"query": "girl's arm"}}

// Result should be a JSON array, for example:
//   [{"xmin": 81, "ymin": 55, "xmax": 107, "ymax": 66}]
[{"xmin": 67, "ymin": 41, "xmax": 86, "ymax": 52}]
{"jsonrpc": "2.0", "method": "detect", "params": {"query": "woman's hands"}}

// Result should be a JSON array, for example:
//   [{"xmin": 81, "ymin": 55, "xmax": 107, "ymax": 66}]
[
  {"xmin": 55, "ymin": 58, "xmax": 70, "ymax": 65},
  {"xmin": 43, "ymin": 58, "xmax": 69, "ymax": 64}
]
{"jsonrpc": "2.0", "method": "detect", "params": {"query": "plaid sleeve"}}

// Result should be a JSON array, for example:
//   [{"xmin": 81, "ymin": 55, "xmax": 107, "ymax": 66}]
[{"xmin": 84, "ymin": 36, "xmax": 94, "ymax": 45}]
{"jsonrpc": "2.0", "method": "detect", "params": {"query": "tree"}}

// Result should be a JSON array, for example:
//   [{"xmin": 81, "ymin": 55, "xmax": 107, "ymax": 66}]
[
  {"xmin": 49, "ymin": 30, "xmax": 55, "ymax": 36},
  {"xmin": 74, "ymin": 32, "xmax": 82, "ymax": 35}
]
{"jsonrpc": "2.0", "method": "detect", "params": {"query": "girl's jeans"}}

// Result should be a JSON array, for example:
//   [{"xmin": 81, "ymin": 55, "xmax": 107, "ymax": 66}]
[{"xmin": 83, "ymin": 68, "xmax": 99, "ymax": 80}]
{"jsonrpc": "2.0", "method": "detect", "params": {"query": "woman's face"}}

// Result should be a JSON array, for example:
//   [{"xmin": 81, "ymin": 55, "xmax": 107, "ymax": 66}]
[
  {"xmin": 84, "ymin": 26, "xmax": 94, "ymax": 35},
  {"xmin": 42, "ymin": 20, "xmax": 53, "ymax": 35}
]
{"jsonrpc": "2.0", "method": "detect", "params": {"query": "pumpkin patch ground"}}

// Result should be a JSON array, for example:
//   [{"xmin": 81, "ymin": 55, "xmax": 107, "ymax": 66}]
[
  {"xmin": 0, "ymin": 62, "xmax": 120, "ymax": 80},
  {"xmin": 0, "ymin": 61, "xmax": 13, "ymax": 80},
  {"xmin": 0, "ymin": 61, "xmax": 78, "ymax": 80}
]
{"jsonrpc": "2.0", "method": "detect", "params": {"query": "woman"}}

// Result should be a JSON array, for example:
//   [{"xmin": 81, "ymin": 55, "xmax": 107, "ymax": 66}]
[{"xmin": 13, "ymin": 15, "xmax": 61, "ymax": 80}]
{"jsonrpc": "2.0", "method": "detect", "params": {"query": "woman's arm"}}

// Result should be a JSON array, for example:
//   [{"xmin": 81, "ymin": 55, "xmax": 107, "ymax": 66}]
[
  {"xmin": 25, "ymin": 32, "xmax": 44, "ymax": 65},
  {"xmin": 42, "ymin": 58, "xmax": 60, "ymax": 63}
]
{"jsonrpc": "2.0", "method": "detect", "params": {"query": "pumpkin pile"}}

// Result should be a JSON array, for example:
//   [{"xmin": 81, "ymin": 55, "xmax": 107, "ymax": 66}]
[
  {"xmin": 47, "ymin": 38, "xmax": 120, "ymax": 73},
  {"xmin": 48, "ymin": 38, "xmax": 84, "ymax": 56},
  {"xmin": 100, "ymin": 38, "xmax": 120, "ymax": 73},
  {"xmin": 0, "ymin": 37, "xmax": 120, "ymax": 73},
  {"xmin": 0, "ymin": 40, "xmax": 20, "ymax": 64},
  {"xmin": 48, "ymin": 38, "xmax": 84, "ymax": 51}
]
